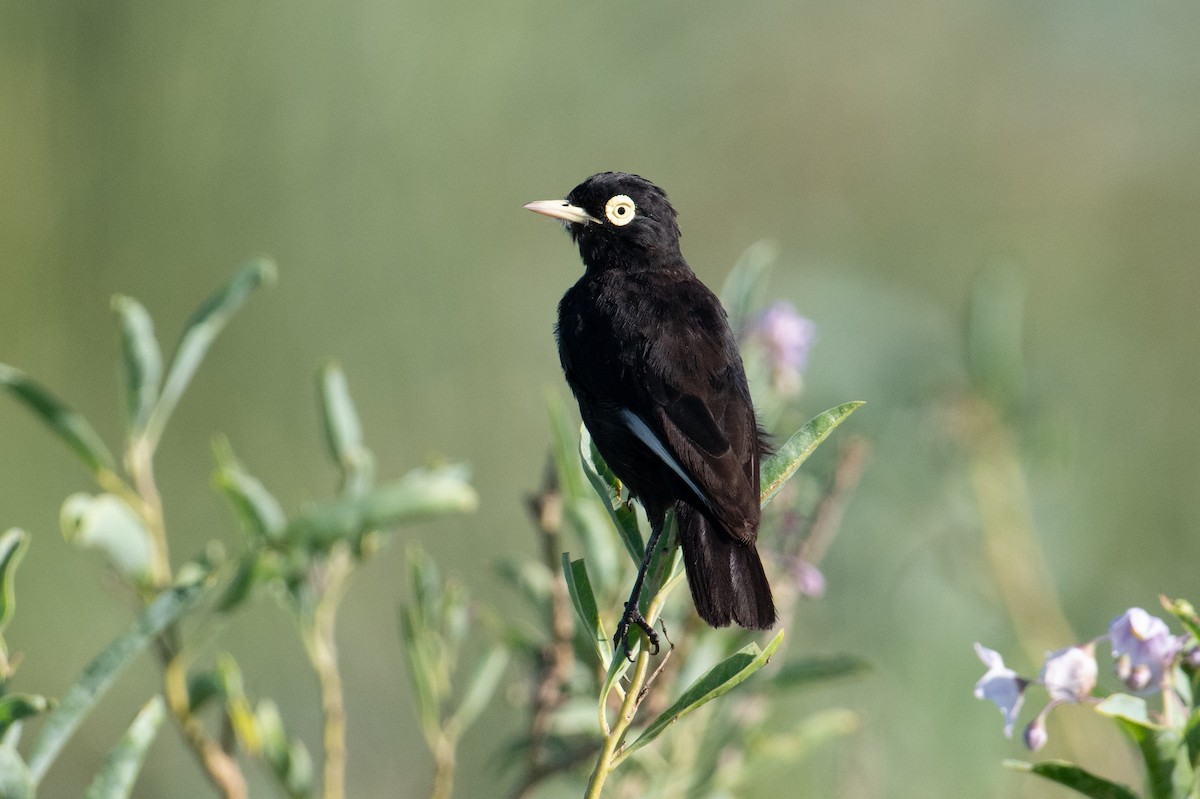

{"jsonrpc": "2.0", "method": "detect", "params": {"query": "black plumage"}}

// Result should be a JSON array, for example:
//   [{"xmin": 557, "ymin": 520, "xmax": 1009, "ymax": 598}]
[{"xmin": 525, "ymin": 172, "xmax": 776, "ymax": 650}]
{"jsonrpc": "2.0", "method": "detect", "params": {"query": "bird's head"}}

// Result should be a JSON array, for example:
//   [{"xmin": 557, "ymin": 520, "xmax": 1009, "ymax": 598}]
[{"xmin": 524, "ymin": 172, "xmax": 683, "ymax": 269}]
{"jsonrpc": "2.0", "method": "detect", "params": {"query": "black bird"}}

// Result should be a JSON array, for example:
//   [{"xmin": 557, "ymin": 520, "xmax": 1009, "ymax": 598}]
[{"xmin": 524, "ymin": 172, "xmax": 776, "ymax": 652}]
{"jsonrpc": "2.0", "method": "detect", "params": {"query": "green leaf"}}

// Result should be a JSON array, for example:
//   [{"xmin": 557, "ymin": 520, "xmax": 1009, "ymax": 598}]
[
  {"xmin": 212, "ymin": 438, "xmax": 286, "ymax": 543},
  {"xmin": 769, "ymin": 654, "xmax": 871, "ymax": 690},
  {"xmin": 720, "ymin": 239, "xmax": 778, "ymax": 337},
  {"xmin": 579, "ymin": 425, "xmax": 643, "ymax": 563},
  {"xmin": 447, "ymin": 645, "xmax": 509, "ymax": 738},
  {"xmin": 623, "ymin": 629, "xmax": 785, "ymax": 760},
  {"xmin": 599, "ymin": 642, "xmax": 636, "ymax": 716},
  {"xmin": 1004, "ymin": 759, "xmax": 1139, "ymax": 799},
  {"xmin": 561, "ymin": 555, "xmax": 610, "ymax": 663},
  {"xmin": 0, "ymin": 363, "xmax": 118, "ymax": 476},
  {"xmin": 1096, "ymin": 693, "xmax": 1158, "ymax": 729},
  {"xmin": 0, "ymin": 529, "xmax": 29, "ymax": 634},
  {"xmin": 283, "ymin": 738, "xmax": 313, "ymax": 798},
  {"xmin": 760, "ymin": 402, "xmax": 864, "ymax": 507},
  {"xmin": 1161, "ymin": 595, "xmax": 1200, "ymax": 644},
  {"xmin": 562, "ymin": 499, "xmax": 620, "ymax": 593},
  {"xmin": 255, "ymin": 699, "xmax": 311, "ymax": 797},
  {"xmin": 1185, "ymin": 710, "xmax": 1200, "ymax": 772},
  {"xmin": 112, "ymin": 295, "xmax": 162, "ymax": 437},
  {"xmin": 546, "ymin": 392, "xmax": 587, "ymax": 502},
  {"xmin": 83, "ymin": 695, "xmax": 166, "ymax": 799},
  {"xmin": 0, "ymin": 746, "xmax": 34, "ymax": 799},
  {"xmin": 60, "ymin": 493, "xmax": 154, "ymax": 586},
  {"xmin": 145, "ymin": 257, "xmax": 276, "ymax": 448},
  {"xmin": 214, "ymin": 551, "xmax": 280, "ymax": 614},
  {"xmin": 1099, "ymin": 695, "xmax": 1194, "ymax": 799},
  {"xmin": 399, "ymin": 605, "xmax": 442, "ymax": 743},
  {"xmin": 186, "ymin": 671, "xmax": 222, "ymax": 714},
  {"xmin": 26, "ymin": 576, "xmax": 210, "ymax": 782},
  {"xmin": 0, "ymin": 695, "xmax": 50, "ymax": 738},
  {"xmin": 407, "ymin": 543, "xmax": 443, "ymax": 632},
  {"xmin": 217, "ymin": 654, "xmax": 260, "ymax": 754},
  {"xmin": 255, "ymin": 699, "xmax": 289, "ymax": 777},
  {"xmin": 317, "ymin": 362, "xmax": 375, "ymax": 497},
  {"xmin": 286, "ymin": 465, "xmax": 477, "ymax": 550}
]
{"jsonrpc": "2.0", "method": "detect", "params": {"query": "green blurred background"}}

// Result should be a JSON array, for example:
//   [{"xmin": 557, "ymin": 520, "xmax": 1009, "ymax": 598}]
[{"xmin": 3, "ymin": 1, "xmax": 1200, "ymax": 796}]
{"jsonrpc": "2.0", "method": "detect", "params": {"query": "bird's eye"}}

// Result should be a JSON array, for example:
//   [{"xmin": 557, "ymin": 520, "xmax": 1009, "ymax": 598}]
[{"xmin": 604, "ymin": 195, "xmax": 636, "ymax": 226}]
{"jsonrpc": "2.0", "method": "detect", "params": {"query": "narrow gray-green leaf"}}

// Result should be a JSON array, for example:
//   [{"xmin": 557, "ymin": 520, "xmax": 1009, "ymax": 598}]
[
  {"xmin": 212, "ymin": 438, "xmax": 286, "ymax": 543},
  {"xmin": 317, "ymin": 362, "xmax": 375, "ymax": 497},
  {"xmin": 407, "ymin": 543, "xmax": 443, "ymax": 631},
  {"xmin": 60, "ymin": 493, "xmax": 154, "ymax": 586},
  {"xmin": 112, "ymin": 295, "xmax": 162, "ymax": 437},
  {"xmin": 579, "ymin": 425, "xmax": 643, "ymax": 563},
  {"xmin": 546, "ymin": 391, "xmax": 587, "ymax": 502},
  {"xmin": 255, "ymin": 699, "xmax": 290, "ymax": 777},
  {"xmin": 284, "ymin": 739, "xmax": 313, "ymax": 798},
  {"xmin": 447, "ymin": 646, "xmax": 509, "ymax": 738},
  {"xmin": 760, "ymin": 402, "xmax": 864, "ymax": 507},
  {"xmin": 769, "ymin": 654, "xmax": 871, "ymax": 690},
  {"xmin": 399, "ymin": 606, "xmax": 441, "ymax": 743},
  {"xmin": 563, "ymin": 499, "xmax": 619, "ymax": 592},
  {"xmin": 286, "ymin": 465, "xmax": 477, "ymax": 550},
  {"xmin": 1004, "ymin": 760, "xmax": 1139, "ymax": 799},
  {"xmin": 83, "ymin": 695, "xmax": 166, "ymax": 799},
  {"xmin": 719, "ymin": 240, "xmax": 778, "ymax": 338},
  {"xmin": 624, "ymin": 629, "xmax": 785, "ymax": 760},
  {"xmin": 145, "ymin": 257, "xmax": 276, "ymax": 448},
  {"xmin": 0, "ymin": 746, "xmax": 33, "ymax": 799},
  {"xmin": 561, "ymin": 555, "xmax": 610, "ymax": 663},
  {"xmin": 27, "ymin": 577, "xmax": 209, "ymax": 782},
  {"xmin": 599, "ymin": 645, "xmax": 635, "ymax": 713},
  {"xmin": 0, "ymin": 529, "xmax": 28, "ymax": 634},
  {"xmin": 0, "ymin": 363, "xmax": 118, "ymax": 475},
  {"xmin": 0, "ymin": 695, "xmax": 50, "ymax": 737}
]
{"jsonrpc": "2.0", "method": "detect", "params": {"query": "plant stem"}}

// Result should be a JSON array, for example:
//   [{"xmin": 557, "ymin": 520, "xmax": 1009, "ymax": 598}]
[
  {"xmin": 303, "ymin": 547, "xmax": 352, "ymax": 799},
  {"xmin": 165, "ymin": 656, "xmax": 248, "ymax": 799},
  {"xmin": 584, "ymin": 649, "xmax": 651, "ymax": 799},
  {"xmin": 583, "ymin": 555, "xmax": 682, "ymax": 797},
  {"xmin": 125, "ymin": 436, "xmax": 172, "ymax": 589},
  {"xmin": 430, "ymin": 732, "xmax": 456, "ymax": 799}
]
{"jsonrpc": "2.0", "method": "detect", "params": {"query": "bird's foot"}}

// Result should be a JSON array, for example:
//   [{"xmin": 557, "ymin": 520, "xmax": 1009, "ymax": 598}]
[{"xmin": 614, "ymin": 602, "xmax": 660, "ymax": 660}]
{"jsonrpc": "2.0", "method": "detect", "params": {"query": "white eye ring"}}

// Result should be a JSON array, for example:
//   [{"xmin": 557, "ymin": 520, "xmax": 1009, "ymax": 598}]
[{"xmin": 604, "ymin": 195, "xmax": 636, "ymax": 226}]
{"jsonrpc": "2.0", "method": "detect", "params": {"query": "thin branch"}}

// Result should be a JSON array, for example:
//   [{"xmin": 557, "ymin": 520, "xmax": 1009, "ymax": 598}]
[
  {"xmin": 165, "ymin": 657, "xmax": 248, "ymax": 799},
  {"xmin": 302, "ymin": 546, "xmax": 353, "ymax": 799},
  {"xmin": 509, "ymin": 466, "xmax": 577, "ymax": 799}
]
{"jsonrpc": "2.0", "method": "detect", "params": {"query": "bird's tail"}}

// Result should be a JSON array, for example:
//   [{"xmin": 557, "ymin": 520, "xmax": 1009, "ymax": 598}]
[{"xmin": 675, "ymin": 502, "xmax": 776, "ymax": 630}]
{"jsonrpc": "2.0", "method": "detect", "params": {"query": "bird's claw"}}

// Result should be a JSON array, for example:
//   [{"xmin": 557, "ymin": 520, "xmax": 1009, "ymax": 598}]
[{"xmin": 614, "ymin": 602, "xmax": 660, "ymax": 660}]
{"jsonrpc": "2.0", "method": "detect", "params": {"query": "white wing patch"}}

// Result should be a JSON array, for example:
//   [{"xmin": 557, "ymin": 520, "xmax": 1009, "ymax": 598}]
[{"xmin": 618, "ymin": 408, "xmax": 714, "ymax": 513}]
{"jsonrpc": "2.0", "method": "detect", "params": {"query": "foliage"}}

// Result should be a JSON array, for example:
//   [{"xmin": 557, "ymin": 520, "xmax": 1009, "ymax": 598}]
[
  {"xmin": 0, "ymin": 261, "xmax": 477, "ymax": 798},
  {"xmin": 0, "ymin": 245, "xmax": 865, "ymax": 797}
]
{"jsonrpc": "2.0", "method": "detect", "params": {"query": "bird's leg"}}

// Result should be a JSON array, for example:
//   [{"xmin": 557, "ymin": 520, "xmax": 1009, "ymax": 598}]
[{"xmin": 614, "ymin": 516, "xmax": 664, "ymax": 658}]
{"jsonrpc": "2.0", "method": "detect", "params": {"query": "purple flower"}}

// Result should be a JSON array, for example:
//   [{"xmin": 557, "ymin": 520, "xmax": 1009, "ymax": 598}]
[
  {"xmin": 1108, "ymin": 608, "xmax": 1181, "ymax": 692},
  {"xmin": 974, "ymin": 643, "xmax": 1027, "ymax": 738},
  {"xmin": 1039, "ymin": 644, "xmax": 1097, "ymax": 703},
  {"xmin": 1023, "ymin": 716, "xmax": 1048, "ymax": 752},
  {"xmin": 785, "ymin": 557, "xmax": 826, "ymax": 599},
  {"xmin": 750, "ymin": 302, "xmax": 817, "ymax": 396}
]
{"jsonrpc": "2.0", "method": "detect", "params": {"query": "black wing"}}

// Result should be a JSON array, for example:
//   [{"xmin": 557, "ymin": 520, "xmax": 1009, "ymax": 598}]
[{"xmin": 558, "ymin": 270, "xmax": 762, "ymax": 544}]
